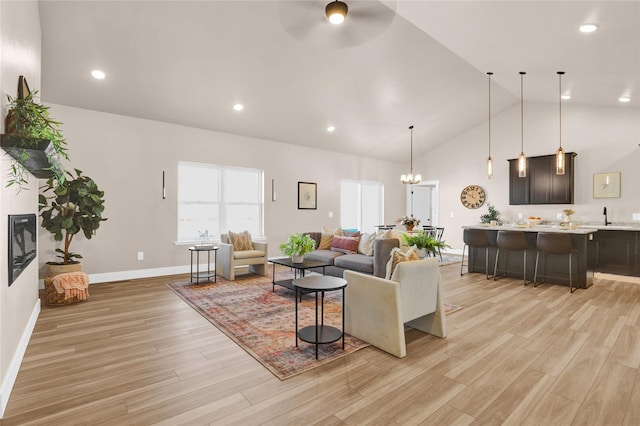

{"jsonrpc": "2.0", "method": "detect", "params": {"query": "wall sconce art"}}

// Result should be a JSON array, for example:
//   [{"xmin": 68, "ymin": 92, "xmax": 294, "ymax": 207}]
[{"xmin": 593, "ymin": 172, "xmax": 621, "ymax": 198}]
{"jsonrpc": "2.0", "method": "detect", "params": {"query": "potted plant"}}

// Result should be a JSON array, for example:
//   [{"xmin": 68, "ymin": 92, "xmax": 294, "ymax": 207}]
[
  {"xmin": 402, "ymin": 231, "xmax": 450, "ymax": 258},
  {"xmin": 2, "ymin": 76, "xmax": 69, "ymax": 189},
  {"xmin": 39, "ymin": 169, "xmax": 107, "ymax": 276},
  {"xmin": 396, "ymin": 215, "xmax": 420, "ymax": 231},
  {"xmin": 480, "ymin": 203, "xmax": 502, "ymax": 225},
  {"xmin": 279, "ymin": 233, "xmax": 316, "ymax": 263}
]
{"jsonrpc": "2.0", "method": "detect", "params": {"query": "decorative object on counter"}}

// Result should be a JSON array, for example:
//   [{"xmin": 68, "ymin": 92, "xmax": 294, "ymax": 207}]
[
  {"xmin": 480, "ymin": 203, "xmax": 502, "ymax": 225},
  {"xmin": 556, "ymin": 71, "xmax": 567, "ymax": 175},
  {"xmin": 39, "ymin": 169, "xmax": 107, "ymax": 273},
  {"xmin": 517, "ymin": 71, "xmax": 527, "ymax": 178},
  {"xmin": 298, "ymin": 181, "xmax": 317, "ymax": 209},
  {"xmin": 402, "ymin": 231, "xmax": 449, "ymax": 258},
  {"xmin": 397, "ymin": 215, "xmax": 420, "ymax": 231},
  {"xmin": 527, "ymin": 216, "xmax": 542, "ymax": 227},
  {"xmin": 593, "ymin": 172, "xmax": 620, "ymax": 198},
  {"xmin": 400, "ymin": 125, "xmax": 421, "ymax": 184},
  {"xmin": 460, "ymin": 185, "xmax": 486, "ymax": 209},
  {"xmin": 279, "ymin": 233, "xmax": 317, "ymax": 263},
  {"xmin": 562, "ymin": 209, "xmax": 575, "ymax": 223}
]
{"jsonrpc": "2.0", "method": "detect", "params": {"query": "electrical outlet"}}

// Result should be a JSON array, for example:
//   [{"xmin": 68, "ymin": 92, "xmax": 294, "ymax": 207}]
[
  {"xmin": 557, "ymin": 212, "xmax": 563, "ymax": 219},
  {"xmin": 518, "ymin": 212, "xmax": 523, "ymax": 219},
  {"xmin": 450, "ymin": 211, "xmax": 454, "ymax": 218},
  {"xmin": 137, "ymin": 251, "xmax": 144, "ymax": 261},
  {"xmin": 633, "ymin": 213, "xmax": 640, "ymax": 221},
  {"xmin": 328, "ymin": 211, "xmax": 333, "ymax": 218}
]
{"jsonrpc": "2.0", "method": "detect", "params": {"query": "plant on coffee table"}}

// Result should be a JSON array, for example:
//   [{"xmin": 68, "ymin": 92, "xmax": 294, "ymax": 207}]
[{"xmin": 279, "ymin": 233, "xmax": 316, "ymax": 263}]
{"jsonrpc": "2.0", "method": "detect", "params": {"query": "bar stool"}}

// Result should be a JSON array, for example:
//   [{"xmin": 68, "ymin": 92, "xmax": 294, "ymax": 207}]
[
  {"xmin": 461, "ymin": 228, "xmax": 492, "ymax": 279},
  {"xmin": 534, "ymin": 232, "xmax": 577, "ymax": 293},
  {"xmin": 493, "ymin": 230, "xmax": 529, "ymax": 285}
]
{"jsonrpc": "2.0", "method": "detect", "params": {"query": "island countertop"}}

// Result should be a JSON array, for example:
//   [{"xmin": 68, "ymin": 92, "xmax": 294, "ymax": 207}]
[{"xmin": 462, "ymin": 224, "xmax": 597, "ymax": 235}]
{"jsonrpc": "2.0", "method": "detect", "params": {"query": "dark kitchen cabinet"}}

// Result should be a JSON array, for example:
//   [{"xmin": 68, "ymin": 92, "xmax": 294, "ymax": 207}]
[
  {"xmin": 509, "ymin": 152, "xmax": 576, "ymax": 205},
  {"xmin": 593, "ymin": 230, "xmax": 637, "ymax": 276}
]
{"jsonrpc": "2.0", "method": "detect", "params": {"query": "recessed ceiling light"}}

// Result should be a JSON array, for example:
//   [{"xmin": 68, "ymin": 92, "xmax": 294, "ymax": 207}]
[
  {"xmin": 579, "ymin": 23, "xmax": 598, "ymax": 33},
  {"xmin": 327, "ymin": 126, "xmax": 335, "ymax": 132},
  {"xmin": 91, "ymin": 70, "xmax": 105, "ymax": 79},
  {"xmin": 561, "ymin": 94, "xmax": 571, "ymax": 100},
  {"xmin": 233, "ymin": 104, "xmax": 244, "ymax": 111},
  {"xmin": 619, "ymin": 96, "xmax": 631, "ymax": 103}
]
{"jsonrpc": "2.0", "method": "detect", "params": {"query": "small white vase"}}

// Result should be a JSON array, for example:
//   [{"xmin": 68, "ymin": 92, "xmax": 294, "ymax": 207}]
[
  {"xmin": 417, "ymin": 248, "xmax": 427, "ymax": 258},
  {"xmin": 291, "ymin": 255, "xmax": 304, "ymax": 263}
]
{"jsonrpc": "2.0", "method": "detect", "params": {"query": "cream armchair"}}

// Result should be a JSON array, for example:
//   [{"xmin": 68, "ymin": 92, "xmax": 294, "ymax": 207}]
[
  {"xmin": 216, "ymin": 234, "xmax": 268, "ymax": 281},
  {"xmin": 343, "ymin": 258, "xmax": 446, "ymax": 358}
]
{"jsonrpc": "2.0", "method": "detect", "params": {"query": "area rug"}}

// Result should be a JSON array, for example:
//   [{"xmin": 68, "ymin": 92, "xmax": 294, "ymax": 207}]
[{"xmin": 167, "ymin": 273, "xmax": 369, "ymax": 380}]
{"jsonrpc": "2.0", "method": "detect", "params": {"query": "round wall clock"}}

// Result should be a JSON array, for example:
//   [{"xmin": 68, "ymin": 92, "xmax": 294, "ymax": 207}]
[{"xmin": 460, "ymin": 185, "xmax": 486, "ymax": 209}]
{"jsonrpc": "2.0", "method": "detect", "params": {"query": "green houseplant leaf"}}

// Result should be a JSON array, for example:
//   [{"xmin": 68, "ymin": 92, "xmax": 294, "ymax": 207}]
[
  {"xmin": 401, "ymin": 231, "xmax": 450, "ymax": 255},
  {"xmin": 39, "ymin": 169, "xmax": 107, "ymax": 264},
  {"xmin": 279, "ymin": 233, "xmax": 316, "ymax": 257}
]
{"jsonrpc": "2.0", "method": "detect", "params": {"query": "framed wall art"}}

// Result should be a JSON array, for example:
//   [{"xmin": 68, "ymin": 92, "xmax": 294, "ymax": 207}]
[
  {"xmin": 593, "ymin": 172, "xmax": 621, "ymax": 198},
  {"xmin": 298, "ymin": 182, "xmax": 317, "ymax": 209}
]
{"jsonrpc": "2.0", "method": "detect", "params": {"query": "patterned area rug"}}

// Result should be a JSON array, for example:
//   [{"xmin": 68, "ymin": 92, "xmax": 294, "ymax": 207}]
[{"xmin": 168, "ymin": 272, "xmax": 369, "ymax": 380}]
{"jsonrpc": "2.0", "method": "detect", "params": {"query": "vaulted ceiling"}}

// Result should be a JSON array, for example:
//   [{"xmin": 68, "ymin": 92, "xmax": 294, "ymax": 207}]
[{"xmin": 38, "ymin": 1, "xmax": 639, "ymax": 163}]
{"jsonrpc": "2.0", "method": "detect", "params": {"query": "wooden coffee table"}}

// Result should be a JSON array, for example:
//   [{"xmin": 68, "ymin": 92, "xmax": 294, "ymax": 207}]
[{"xmin": 270, "ymin": 257, "xmax": 331, "ymax": 292}]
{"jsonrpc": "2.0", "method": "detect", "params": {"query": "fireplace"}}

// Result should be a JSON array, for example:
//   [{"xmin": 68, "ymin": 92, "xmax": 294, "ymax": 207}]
[{"xmin": 8, "ymin": 214, "xmax": 37, "ymax": 286}]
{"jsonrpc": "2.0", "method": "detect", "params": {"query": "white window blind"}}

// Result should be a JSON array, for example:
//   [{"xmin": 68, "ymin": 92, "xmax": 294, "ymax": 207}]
[{"xmin": 177, "ymin": 162, "xmax": 263, "ymax": 242}]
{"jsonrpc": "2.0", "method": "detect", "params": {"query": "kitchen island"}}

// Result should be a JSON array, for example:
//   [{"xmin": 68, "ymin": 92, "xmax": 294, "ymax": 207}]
[{"xmin": 463, "ymin": 225, "xmax": 597, "ymax": 289}]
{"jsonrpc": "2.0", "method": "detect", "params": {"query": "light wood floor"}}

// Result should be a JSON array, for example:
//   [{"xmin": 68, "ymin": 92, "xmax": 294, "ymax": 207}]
[{"xmin": 3, "ymin": 264, "xmax": 640, "ymax": 425}]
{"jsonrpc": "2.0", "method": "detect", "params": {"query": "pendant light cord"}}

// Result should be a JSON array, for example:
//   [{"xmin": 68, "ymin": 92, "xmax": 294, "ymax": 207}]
[
  {"xmin": 409, "ymin": 125, "xmax": 414, "ymax": 174},
  {"xmin": 488, "ymin": 72, "xmax": 492, "ymax": 153},
  {"xmin": 558, "ymin": 71, "xmax": 563, "ymax": 149},
  {"xmin": 520, "ymin": 72, "xmax": 525, "ymax": 153}
]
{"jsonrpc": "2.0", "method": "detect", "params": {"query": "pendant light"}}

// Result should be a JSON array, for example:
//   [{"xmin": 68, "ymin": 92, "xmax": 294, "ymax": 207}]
[
  {"xmin": 556, "ymin": 71, "xmax": 566, "ymax": 175},
  {"xmin": 325, "ymin": 1, "xmax": 348, "ymax": 25},
  {"xmin": 518, "ymin": 72, "xmax": 527, "ymax": 178},
  {"xmin": 487, "ymin": 72, "xmax": 494, "ymax": 180},
  {"xmin": 400, "ymin": 125, "xmax": 422, "ymax": 184}
]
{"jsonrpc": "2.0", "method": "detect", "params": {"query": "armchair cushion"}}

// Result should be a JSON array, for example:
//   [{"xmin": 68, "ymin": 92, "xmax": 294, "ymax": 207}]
[
  {"xmin": 228, "ymin": 230, "xmax": 252, "ymax": 251},
  {"xmin": 234, "ymin": 249, "xmax": 265, "ymax": 260}
]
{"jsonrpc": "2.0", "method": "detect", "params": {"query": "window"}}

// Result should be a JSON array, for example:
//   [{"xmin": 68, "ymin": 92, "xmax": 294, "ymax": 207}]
[
  {"xmin": 177, "ymin": 162, "xmax": 263, "ymax": 242},
  {"xmin": 340, "ymin": 180, "xmax": 383, "ymax": 233}
]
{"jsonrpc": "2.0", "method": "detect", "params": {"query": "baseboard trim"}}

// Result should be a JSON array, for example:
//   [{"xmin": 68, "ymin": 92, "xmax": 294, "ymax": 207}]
[{"xmin": 0, "ymin": 298, "xmax": 40, "ymax": 419}]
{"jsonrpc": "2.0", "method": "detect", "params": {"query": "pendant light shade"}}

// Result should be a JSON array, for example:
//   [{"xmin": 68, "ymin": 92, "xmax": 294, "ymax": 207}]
[
  {"xmin": 487, "ymin": 72, "xmax": 494, "ymax": 180},
  {"xmin": 326, "ymin": 1, "xmax": 348, "ymax": 24},
  {"xmin": 401, "ymin": 126, "xmax": 421, "ymax": 184},
  {"xmin": 556, "ymin": 71, "xmax": 566, "ymax": 175},
  {"xmin": 518, "ymin": 72, "xmax": 527, "ymax": 178}
]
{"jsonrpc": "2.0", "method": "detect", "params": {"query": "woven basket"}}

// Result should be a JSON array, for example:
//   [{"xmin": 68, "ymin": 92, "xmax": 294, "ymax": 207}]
[{"xmin": 44, "ymin": 277, "xmax": 85, "ymax": 306}]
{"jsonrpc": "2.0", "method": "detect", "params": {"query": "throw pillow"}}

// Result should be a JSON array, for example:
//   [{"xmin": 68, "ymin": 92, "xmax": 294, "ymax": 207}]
[
  {"xmin": 342, "ymin": 229, "xmax": 361, "ymax": 238},
  {"xmin": 358, "ymin": 232, "xmax": 375, "ymax": 256},
  {"xmin": 330, "ymin": 235, "xmax": 360, "ymax": 254},
  {"xmin": 318, "ymin": 226, "xmax": 342, "ymax": 250},
  {"xmin": 228, "ymin": 230, "xmax": 252, "ymax": 251},
  {"xmin": 385, "ymin": 245, "xmax": 419, "ymax": 280}
]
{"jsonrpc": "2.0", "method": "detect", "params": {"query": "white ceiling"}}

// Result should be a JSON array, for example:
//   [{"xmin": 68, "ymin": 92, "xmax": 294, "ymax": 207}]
[{"xmin": 37, "ymin": 1, "xmax": 640, "ymax": 163}]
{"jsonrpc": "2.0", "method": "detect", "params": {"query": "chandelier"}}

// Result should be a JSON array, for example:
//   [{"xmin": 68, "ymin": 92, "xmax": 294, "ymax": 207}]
[{"xmin": 401, "ymin": 125, "xmax": 422, "ymax": 184}]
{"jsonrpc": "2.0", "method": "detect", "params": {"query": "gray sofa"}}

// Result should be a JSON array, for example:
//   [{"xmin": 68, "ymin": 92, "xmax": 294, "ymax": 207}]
[{"xmin": 303, "ymin": 232, "xmax": 399, "ymax": 278}]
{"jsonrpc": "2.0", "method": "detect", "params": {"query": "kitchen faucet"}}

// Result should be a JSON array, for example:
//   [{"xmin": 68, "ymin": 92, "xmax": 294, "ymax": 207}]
[{"xmin": 604, "ymin": 206, "xmax": 612, "ymax": 226}]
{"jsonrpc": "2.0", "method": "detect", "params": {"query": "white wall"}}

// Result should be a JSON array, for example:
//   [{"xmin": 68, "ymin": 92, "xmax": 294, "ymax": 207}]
[
  {"xmin": 38, "ymin": 104, "xmax": 407, "ymax": 279},
  {"xmin": 415, "ymin": 101, "xmax": 640, "ymax": 251},
  {"xmin": 0, "ymin": 0, "xmax": 42, "ymax": 418}
]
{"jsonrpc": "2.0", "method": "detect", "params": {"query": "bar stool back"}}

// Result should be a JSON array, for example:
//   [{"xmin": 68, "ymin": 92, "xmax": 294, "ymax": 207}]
[
  {"xmin": 494, "ymin": 230, "xmax": 529, "ymax": 285},
  {"xmin": 534, "ymin": 232, "xmax": 577, "ymax": 293},
  {"xmin": 461, "ymin": 229, "xmax": 492, "ymax": 279}
]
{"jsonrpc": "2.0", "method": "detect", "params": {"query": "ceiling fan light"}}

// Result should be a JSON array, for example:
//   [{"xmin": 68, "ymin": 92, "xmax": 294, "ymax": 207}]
[{"xmin": 326, "ymin": 1, "xmax": 348, "ymax": 24}]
